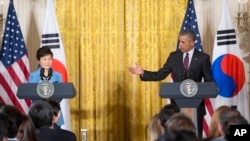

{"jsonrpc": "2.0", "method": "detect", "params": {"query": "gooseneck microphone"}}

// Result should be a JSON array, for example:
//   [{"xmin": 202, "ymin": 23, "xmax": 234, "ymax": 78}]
[
  {"xmin": 190, "ymin": 69, "xmax": 194, "ymax": 80},
  {"xmin": 182, "ymin": 68, "xmax": 195, "ymax": 80},
  {"xmin": 48, "ymin": 68, "xmax": 53, "ymax": 80},
  {"xmin": 40, "ymin": 68, "xmax": 45, "ymax": 80},
  {"xmin": 40, "ymin": 68, "xmax": 53, "ymax": 81},
  {"xmin": 182, "ymin": 69, "xmax": 186, "ymax": 81}
]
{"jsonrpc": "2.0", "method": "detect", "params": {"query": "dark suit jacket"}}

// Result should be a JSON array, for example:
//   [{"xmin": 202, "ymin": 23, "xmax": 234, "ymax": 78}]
[
  {"xmin": 36, "ymin": 127, "xmax": 76, "ymax": 141},
  {"xmin": 141, "ymin": 49, "xmax": 213, "ymax": 82},
  {"xmin": 54, "ymin": 123, "xmax": 77, "ymax": 141},
  {"xmin": 141, "ymin": 49, "xmax": 214, "ymax": 115}
]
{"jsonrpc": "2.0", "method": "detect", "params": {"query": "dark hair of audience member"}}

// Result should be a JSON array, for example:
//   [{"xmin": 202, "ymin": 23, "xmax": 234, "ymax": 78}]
[
  {"xmin": 45, "ymin": 99, "xmax": 62, "ymax": 129},
  {"xmin": 223, "ymin": 114, "xmax": 248, "ymax": 140},
  {"xmin": 45, "ymin": 99, "xmax": 60, "ymax": 117},
  {"xmin": 165, "ymin": 113, "xmax": 196, "ymax": 133},
  {"xmin": 28, "ymin": 100, "xmax": 53, "ymax": 129},
  {"xmin": 216, "ymin": 107, "xmax": 242, "ymax": 140},
  {"xmin": 0, "ymin": 104, "xmax": 23, "ymax": 138},
  {"xmin": 0, "ymin": 113, "xmax": 8, "ymax": 141},
  {"xmin": 165, "ymin": 130, "xmax": 201, "ymax": 141},
  {"xmin": 219, "ymin": 108, "xmax": 241, "ymax": 125},
  {"xmin": 48, "ymin": 100, "xmax": 77, "ymax": 141},
  {"xmin": 158, "ymin": 103, "xmax": 180, "ymax": 127},
  {"xmin": 0, "ymin": 103, "xmax": 5, "ymax": 108},
  {"xmin": 19, "ymin": 114, "xmax": 38, "ymax": 141}
]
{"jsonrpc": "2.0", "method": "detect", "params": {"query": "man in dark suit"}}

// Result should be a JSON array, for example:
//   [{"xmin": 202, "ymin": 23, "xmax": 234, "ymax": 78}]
[
  {"xmin": 28, "ymin": 100, "xmax": 76, "ymax": 141},
  {"xmin": 128, "ymin": 29, "xmax": 214, "ymax": 138},
  {"xmin": 46, "ymin": 99, "xmax": 76, "ymax": 141}
]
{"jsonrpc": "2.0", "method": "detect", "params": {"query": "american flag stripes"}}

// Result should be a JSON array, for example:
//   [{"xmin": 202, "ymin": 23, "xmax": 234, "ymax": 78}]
[{"xmin": 0, "ymin": 0, "xmax": 31, "ymax": 113}]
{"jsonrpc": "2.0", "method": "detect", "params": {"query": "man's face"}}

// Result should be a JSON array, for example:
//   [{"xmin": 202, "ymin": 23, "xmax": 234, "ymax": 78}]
[{"xmin": 178, "ymin": 35, "xmax": 195, "ymax": 52}]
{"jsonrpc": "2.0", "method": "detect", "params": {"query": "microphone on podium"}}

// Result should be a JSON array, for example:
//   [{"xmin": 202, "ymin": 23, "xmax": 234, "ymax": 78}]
[
  {"xmin": 40, "ymin": 68, "xmax": 53, "ymax": 81},
  {"xmin": 40, "ymin": 68, "xmax": 45, "ymax": 80}
]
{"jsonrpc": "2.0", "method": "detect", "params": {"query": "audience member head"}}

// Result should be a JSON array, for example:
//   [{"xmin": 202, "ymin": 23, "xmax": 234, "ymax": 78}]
[
  {"xmin": 158, "ymin": 103, "xmax": 180, "ymax": 129},
  {"xmin": 46, "ymin": 99, "xmax": 61, "ymax": 124},
  {"xmin": 19, "ymin": 114, "xmax": 38, "ymax": 141},
  {"xmin": 165, "ymin": 130, "xmax": 200, "ymax": 141},
  {"xmin": 223, "ymin": 114, "xmax": 248, "ymax": 140},
  {"xmin": 0, "ymin": 103, "xmax": 5, "ymax": 108},
  {"xmin": 218, "ymin": 107, "xmax": 241, "ymax": 136},
  {"xmin": 0, "ymin": 113, "xmax": 8, "ymax": 141},
  {"xmin": 0, "ymin": 104, "xmax": 23, "ymax": 139},
  {"xmin": 28, "ymin": 100, "xmax": 53, "ymax": 129},
  {"xmin": 158, "ymin": 103, "xmax": 180, "ymax": 135},
  {"xmin": 148, "ymin": 114, "xmax": 161, "ymax": 141},
  {"xmin": 208, "ymin": 105, "xmax": 230, "ymax": 139},
  {"xmin": 165, "ymin": 113, "xmax": 196, "ymax": 133}
]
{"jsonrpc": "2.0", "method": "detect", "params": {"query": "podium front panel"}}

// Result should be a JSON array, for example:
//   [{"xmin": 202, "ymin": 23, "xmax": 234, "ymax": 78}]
[
  {"xmin": 174, "ymin": 99, "xmax": 203, "ymax": 108},
  {"xmin": 159, "ymin": 82, "xmax": 218, "ymax": 99},
  {"xmin": 17, "ymin": 83, "xmax": 76, "ymax": 101},
  {"xmin": 159, "ymin": 81, "xmax": 218, "ymax": 108}
]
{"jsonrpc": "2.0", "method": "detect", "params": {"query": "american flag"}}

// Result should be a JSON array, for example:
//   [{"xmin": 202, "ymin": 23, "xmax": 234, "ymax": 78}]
[
  {"xmin": 177, "ymin": 0, "xmax": 211, "ymax": 136},
  {"xmin": 0, "ymin": 0, "xmax": 31, "ymax": 113}
]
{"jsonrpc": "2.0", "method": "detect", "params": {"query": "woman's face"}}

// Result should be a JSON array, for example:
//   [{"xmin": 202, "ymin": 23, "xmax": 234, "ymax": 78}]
[{"xmin": 39, "ymin": 54, "xmax": 53, "ymax": 70}]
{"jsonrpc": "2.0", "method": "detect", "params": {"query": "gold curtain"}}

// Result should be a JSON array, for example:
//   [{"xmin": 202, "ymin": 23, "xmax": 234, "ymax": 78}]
[{"xmin": 56, "ymin": 0, "xmax": 187, "ymax": 141}]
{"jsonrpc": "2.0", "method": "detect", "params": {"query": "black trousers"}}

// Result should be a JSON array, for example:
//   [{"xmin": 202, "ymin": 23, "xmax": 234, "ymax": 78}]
[{"xmin": 196, "ymin": 105, "xmax": 205, "ymax": 138}]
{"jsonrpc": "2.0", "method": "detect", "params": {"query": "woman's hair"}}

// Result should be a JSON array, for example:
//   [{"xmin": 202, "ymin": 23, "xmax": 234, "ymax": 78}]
[
  {"xmin": 165, "ymin": 113, "xmax": 196, "ymax": 133},
  {"xmin": 0, "ymin": 104, "xmax": 23, "ymax": 138},
  {"xmin": 36, "ymin": 47, "xmax": 53, "ymax": 61},
  {"xmin": 148, "ymin": 114, "xmax": 161, "ymax": 141},
  {"xmin": 19, "ymin": 115, "xmax": 38, "ymax": 141},
  {"xmin": 158, "ymin": 103, "xmax": 180, "ymax": 127},
  {"xmin": 0, "ymin": 113, "xmax": 8, "ymax": 141},
  {"xmin": 208, "ymin": 105, "xmax": 230, "ymax": 139},
  {"xmin": 166, "ymin": 130, "xmax": 200, "ymax": 141}
]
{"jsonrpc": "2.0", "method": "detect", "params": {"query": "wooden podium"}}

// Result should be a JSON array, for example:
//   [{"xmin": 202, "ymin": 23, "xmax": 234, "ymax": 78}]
[{"xmin": 159, "ymin": 80, "xmax": 218, "ymax": 134}]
